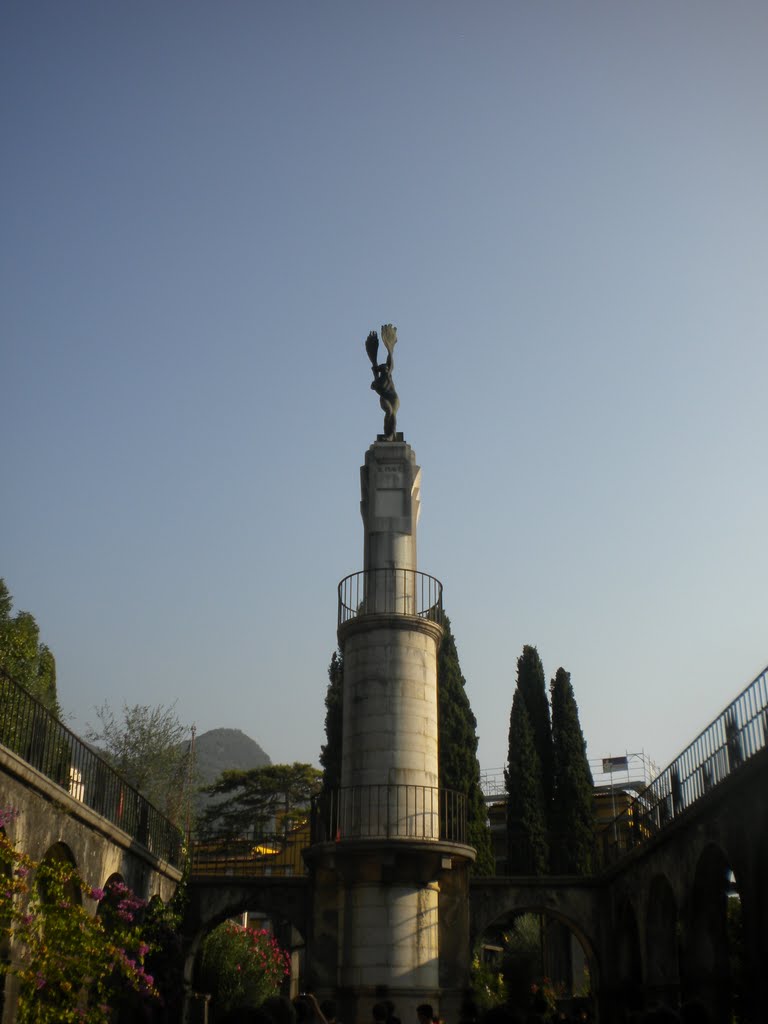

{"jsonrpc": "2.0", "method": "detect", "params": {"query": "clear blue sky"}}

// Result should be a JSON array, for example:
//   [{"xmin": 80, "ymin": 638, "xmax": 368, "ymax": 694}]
[{"xmin": 3, "ymin": 1, "xmax": 767, "ymax": 777}]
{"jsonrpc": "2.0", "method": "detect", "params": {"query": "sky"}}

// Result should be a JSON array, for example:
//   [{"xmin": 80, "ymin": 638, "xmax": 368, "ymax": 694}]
[{"xmin": 2, "ymin": 1, "xmax": 767, "ymax": 781}]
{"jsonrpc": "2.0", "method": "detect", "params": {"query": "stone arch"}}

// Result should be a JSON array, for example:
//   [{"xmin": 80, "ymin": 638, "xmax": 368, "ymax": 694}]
[
  {"xmin": 469, "ymin": 882, "xmax": 599, "ymax": 959},
  {"xmin": 182, "ymin": 880, "xmax": 309, "ymax": 1021},
  {"xmin": 644, "ymin": 873, "xmax": 679, "ymax": 1009},
  {"xmin": 680, "ymin": 841, "xmax": 734, "ymax": 1022},
  {"xmin": 38, "ymin": 841, "xmax": 81, "ymax": 906},
  {"xmin": 95, "ymin": 872, "xmax": 125, "ymax": 921},
  {"xmin": 614, "ymin": 897, "xmax": 643, "ymax": 1016},
  {"xmin": 470, "ymin": 891, "xmax": 600, "ymax": 1013}
]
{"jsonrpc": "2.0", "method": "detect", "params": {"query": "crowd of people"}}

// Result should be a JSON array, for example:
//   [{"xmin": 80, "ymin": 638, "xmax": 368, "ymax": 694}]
[{"xmin": 213, "ymin": 991, "xmax": 713, "ymax": 1024}]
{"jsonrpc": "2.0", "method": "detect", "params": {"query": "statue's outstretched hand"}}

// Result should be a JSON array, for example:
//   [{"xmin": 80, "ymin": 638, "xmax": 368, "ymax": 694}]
[
  {"xmin": 381, "ymin": 324, "xmax": 397, "ymax": 351},
  {"xmin": 365, "ymin": 330, "xmax": 379, "ymax": 367}
]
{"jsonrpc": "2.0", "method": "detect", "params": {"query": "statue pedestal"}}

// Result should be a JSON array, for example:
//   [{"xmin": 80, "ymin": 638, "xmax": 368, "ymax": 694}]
[{"xmin": 360, "ymin": 439, "xmax": 421, "ymax": 573}]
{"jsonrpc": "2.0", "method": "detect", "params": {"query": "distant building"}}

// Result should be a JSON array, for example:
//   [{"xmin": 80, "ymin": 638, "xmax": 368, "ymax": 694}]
[{"xmin": 480, "ymin": 752, "xmax": 659, "ymax": 874}]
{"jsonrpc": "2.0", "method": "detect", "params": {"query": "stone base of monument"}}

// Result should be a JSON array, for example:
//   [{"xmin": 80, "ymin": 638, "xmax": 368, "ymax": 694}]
[{"xmin": 304, "ymin": 837, "xmax": 474, "ymax": 1024}]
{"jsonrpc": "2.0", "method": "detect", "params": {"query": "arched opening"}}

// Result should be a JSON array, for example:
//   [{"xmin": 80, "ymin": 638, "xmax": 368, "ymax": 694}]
[
  {"xmin": 680, "ymin": 843, "xmax": 743, "ymax": 1024},
  {"xmin": 186, "ymin": 896, "xmax": 306, "ymax": 1024},
  {"xmin": 612, "ymin": 899, "xmax": 642, "ymax": 1019},
  {"xmin": 473, "ymin": 906, "xmax": 595, "ymax": 1020},
  {"xmin": 645, "ymin": 874, "xmax": 679, "ymax": 1009},
  {"xmin": 95, "ymin": 872, "xmax": 125, "ymax": 919},
  {"xmin": 38, "ymin": 842, "xmax": 80, "ymax": 907}
]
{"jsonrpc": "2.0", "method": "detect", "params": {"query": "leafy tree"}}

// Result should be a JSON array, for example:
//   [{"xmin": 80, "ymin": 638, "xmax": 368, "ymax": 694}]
[
  {"xmin": 550, "ymin": 668, "xmax": 594, "ymax": 874},
  {"xmin": 0, "ymin": 579, "xmax": 59, "ymax": 714},
  {"xmin": 505, "ymin": 690, "xmax": 548, "ymax": 874},
  {"xmin": 86, "ymin": 702, "xmax": 194, "ymax": 827},
  {"xmin": 319, "ymin": 649, "xmax": 343, "ymax": 793},
  {"xmin": 198, "ymin": 762, "xmax": 322, "ymax": 840},
  {"xmin": 515, "ymin": 646, "xmax": 553, "ymax": 805},
  {"xmin": 438, "ymin": 615, "xmax": 494, "ymax": 875}
]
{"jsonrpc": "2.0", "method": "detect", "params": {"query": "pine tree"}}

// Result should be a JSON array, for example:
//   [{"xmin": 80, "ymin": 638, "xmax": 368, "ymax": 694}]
[
  {"xmin": 550, "ymin": 667, "xmax": 594, "ymax": 874},
  {"xmin": 437, "ymin": 615, "xmax": 494, "ymax": 875},
  {"xmin": 505, "ymin": 689, "xmax": 549, "ymax": 874}
]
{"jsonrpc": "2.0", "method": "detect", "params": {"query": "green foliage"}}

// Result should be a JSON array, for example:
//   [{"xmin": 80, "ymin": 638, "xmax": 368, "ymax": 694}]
[
  {"xmin": 199, "ymin": 763, "xmax": 321, "ymax": 839},
  {"xmin": 86, "ymin": 701, "xmax": 195, "ymax": 827},
  {"xmin": 0, "ymin": 579, "xmax": 59, "ymax": 714},
  {"xmin": 197, "ymin": 920, "xmax": 290, "ymax": 1013},
  {"xmin": 319, "ymin": 650, "xmax": 343, "ymax": 792},
  {"xmin": 505, "ymin": 690, "xmax": 548, "ymax": 874},
  {"xmin": 550, "ymin": 668, "xmax": 594, "ymax": 874},
  {"xmin": 437, "ymin": 615, "xmax": 494, "ymax": 875},
  {"xmin": 470, "ymin": 952, "xmax": 507, "ymax": 1010},
  {"xmin": 507, "ymin": 647, "xmax": 596, "ymax": 876},
  {"xmin": 514, "ymin": 646, "xmax": 553, "ymax": 804},
  {"xmin": 0, "ymin": 808, "xmax": 158, "ymax": 1022}
]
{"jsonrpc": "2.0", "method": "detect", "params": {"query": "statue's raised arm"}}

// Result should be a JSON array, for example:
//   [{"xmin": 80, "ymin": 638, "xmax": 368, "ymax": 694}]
[{"xmin": 365, "ymin": 324, "xmax": 399, "ymax": 440}]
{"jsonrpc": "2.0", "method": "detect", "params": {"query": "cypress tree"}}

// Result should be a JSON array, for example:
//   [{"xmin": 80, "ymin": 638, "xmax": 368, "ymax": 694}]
[
  {"xmin": 505, "ymin": 689, "xmax": 549, "ymax": 874},
  {"xmin": 319, "ymin": 649, "xmax": 344, "ymax": 793},
  {"xmin": 515, "ymin": 645, "xmax": 553, "ymax": 806},
  {"xmin": 437, "ymin": 615, "xmax": 494, "ymax": 875},
  {"xmin": 550, "ymin": 667, "xmax": 594, "ymax": 874}
]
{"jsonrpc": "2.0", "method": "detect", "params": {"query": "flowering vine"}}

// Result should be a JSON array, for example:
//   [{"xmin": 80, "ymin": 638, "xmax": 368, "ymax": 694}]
[{"xmin": 0, "ymin": 807, "xmax": 160, "ymax": 1023}]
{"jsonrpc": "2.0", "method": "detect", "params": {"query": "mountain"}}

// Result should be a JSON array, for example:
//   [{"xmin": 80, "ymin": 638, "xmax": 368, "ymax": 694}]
[{"xmin": 194, "ymin": 727, "xmax": 271, "ymax": 791}]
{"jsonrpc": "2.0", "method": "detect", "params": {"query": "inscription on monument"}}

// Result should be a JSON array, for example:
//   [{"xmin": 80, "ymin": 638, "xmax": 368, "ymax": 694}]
[{"xmin": 377, "ymin": 466, "xmax": 404, "ymax": 488}]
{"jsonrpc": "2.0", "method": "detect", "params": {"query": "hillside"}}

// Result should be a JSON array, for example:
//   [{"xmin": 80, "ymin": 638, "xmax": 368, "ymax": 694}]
[{"xmin": 194, "ymin": 727, "xmax": 271, "ymax": 790}]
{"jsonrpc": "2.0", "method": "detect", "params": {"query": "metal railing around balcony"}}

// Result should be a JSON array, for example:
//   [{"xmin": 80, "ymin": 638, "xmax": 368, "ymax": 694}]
[
  {"xmin": 338, "ymin": 569, "xmax": 443, "ymax": 628},
  {"xmin": 0, "ymin": 669, "xmax": 184, "ymax": 868},
  {"xmin": 601, "ymin": 662, "xmax": 768, "ymax": 865},
  {"xmin": 311, "ymin": 784, "xmax": 467, "ymax": 845}
]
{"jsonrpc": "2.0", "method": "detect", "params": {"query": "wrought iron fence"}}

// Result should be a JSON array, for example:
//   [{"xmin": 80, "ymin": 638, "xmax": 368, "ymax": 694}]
[
  {"xmin": 0, "ymin": 669, "xmax": 184, "ymax": 867},
  {"xmin": 189, "ymin": 832, "xmax": 309, "ymax": 878},
  {"xmin": 311, "ymin": 784, "xmax": 467, "ymax": 844},
  {"xmin": 601, "ymin": 662, "xmax": 768, "ymax": 865},
  {"xmin": 338, "ymin": 569, "xmax": 443, "ymax": 628}
]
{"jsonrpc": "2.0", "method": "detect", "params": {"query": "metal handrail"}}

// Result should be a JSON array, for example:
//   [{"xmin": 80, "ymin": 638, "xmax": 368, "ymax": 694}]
[
  {"xmin": 189, "ymin": 833, "xmax": 309, "ymax": 878},
  {"xmin": 338, "ymin": 569, "xmax": 443, "ymax": 628},
  {"xmin": 311, "ymin": 784, "xmax": 467, "ymax": 844},
  {"xmin": 0, "ymin": 669, "xmax": 184, "ymax": 868},
  {"xmin": 602, "ymin": 663, "xmax": 768, "ymax": 864}
]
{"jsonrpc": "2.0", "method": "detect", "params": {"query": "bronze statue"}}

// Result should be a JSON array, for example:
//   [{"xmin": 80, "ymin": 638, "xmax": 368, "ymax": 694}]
[{"xmin": 365, "ymin": 324, "xmax": 399, "ymax": 440}]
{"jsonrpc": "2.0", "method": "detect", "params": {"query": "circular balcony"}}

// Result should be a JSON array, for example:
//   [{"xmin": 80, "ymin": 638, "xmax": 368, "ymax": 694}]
[
  {"xmin": 311, "ymin": 784, "xmax": 467, "ymax": 845},
  {"xmin": 338, "ymin": 569, "xmax": 443, "ymax": 629}
]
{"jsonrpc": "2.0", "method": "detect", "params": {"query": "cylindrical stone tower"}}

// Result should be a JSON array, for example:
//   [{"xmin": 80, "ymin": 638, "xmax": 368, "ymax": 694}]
[{"xmin": 306, "ymin": 416, "xmax": 475, "ymax": 1022}]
